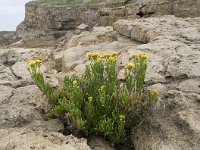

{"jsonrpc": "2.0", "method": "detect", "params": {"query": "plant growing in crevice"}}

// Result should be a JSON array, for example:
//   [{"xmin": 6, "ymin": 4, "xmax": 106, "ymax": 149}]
[{"xmin": 27, "ymin": 52, "xmax": 158, "ymax": 144}]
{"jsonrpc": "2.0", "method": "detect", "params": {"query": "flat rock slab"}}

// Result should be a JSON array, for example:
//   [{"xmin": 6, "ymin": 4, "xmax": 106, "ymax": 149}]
[
  {"xmin": 114, "ymin": 15, "xmax": 200, "ymax": 43},
  {"xmin": 0, "ymin": 126, "xmax": 90, "ymax": 150}
]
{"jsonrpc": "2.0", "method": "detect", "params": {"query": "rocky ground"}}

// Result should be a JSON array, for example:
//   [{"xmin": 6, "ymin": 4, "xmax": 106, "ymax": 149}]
[
  {"xmin": 0, "ymin": 48, "xmax": 90, "ymax": 150},
  {"xmin": 0, "ymin": 15, "xmax": 200, "ymax": 150}
]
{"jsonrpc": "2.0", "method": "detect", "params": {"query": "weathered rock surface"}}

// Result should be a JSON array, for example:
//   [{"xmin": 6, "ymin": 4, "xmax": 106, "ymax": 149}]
[
  {"xmin": 0, "ymin": 120, "xmax": 90, "ymax": 150},
  {"xmin": 13, "ymin": 0, "xmax": 200, "ymax": 49},
  {"xmin": 0, "ymin": 31, "xmax": 20, "ymax": 47},
  {"xmin": 114, "ymin": 15, "xmax": 200, "ymax": 43},
  {"xmin": 16, "ymin": 0, "xmax": 200, "ymax": 39},
  {"xmin": 113, "ymin": 15, "xmax": 200, "ymax": 150},
  {"xmin": 60, "ymin": 15, "xmax": 200, "ymax": 149},
  {"xmin": 0, "ymin": 48, "xmax": 91, "ymax": 150},
  {"xmin": 0, "ymin": 85, "xmax": 50, "ymax": 128},
  {"xmin": 2, "ymin": 2, "xmax": 200, "ymax": 149},
  {"xmin": 62, "ymin": 40, "xmax": 137, "ymax": 73},
  {"xmin": 66, "ymin": 26, "xmax": 115, "ymax": 48},
  {"xmin": 88, "ymin": 136, "xmax": 115, "ymax": 150}
]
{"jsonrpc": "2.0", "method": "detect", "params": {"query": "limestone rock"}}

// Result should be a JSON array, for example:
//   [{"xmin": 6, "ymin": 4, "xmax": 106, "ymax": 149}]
[
  {"xmin": 54, "ymin": 52, "xmax": 63, "ymax": 72},
  {"xmin": 11, "ymin": 61, "xmax": 31, "ymax": 80},
  {"xmin": 0, "ymin": 85, "xmax": 14, "ymax": 105},
  {"xmin": 88, "ymin": 136, "xmax": 115, "ymax": 150},
  {"xmin": 115, "ymin": 16, "xmax": 200, "ymax": 150},
  {"xmin": 18, "ymin": 0, "xmax": 200, "ymax": 36},
  {"xmin": 0, "ymin": 31, "xmax": 19, "ymax": 47},
  {"xmin": 63, "ymin": 41, "xmax": 136, "ymax": 72},
  {"xmin": 132, "ymin": 90, "xmax": 200, "ymax": 150},
  {"xmin": 74, "ymin": 64, "xmax": 87, "ymax": 77},
  {"xmin": 0, "ymin": 123, "xmax": 90, "ymax": 150},
  {"xmin": 0, "ymin": 85, "xmax": 50, "ymax": 128},
  {"xmin": 61, "ymin": 15, "xmax": 200, "ymax": 150},
  {"xmin": 66, "ymin": 27, "xmax": 115, "ymax": 48},
  {"xmin": 2, "ymin": 2, "xmax": 200, "ymax": 149},
  {"xmin": 0, "ymin": 47, "xmax": 92, "ymax": 150}
]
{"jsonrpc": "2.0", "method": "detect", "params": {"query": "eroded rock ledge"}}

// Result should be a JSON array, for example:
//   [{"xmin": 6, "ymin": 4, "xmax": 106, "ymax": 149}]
[{"xmin": 17, "ymin": 0, "xmax": 200, "ymax": 39}]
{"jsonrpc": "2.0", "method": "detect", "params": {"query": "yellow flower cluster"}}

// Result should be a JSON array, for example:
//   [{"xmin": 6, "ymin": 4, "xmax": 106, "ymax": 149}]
[
  {"xmin": 86, "ymin": 51, "xmax": 119, "ymax": 62},
  {"xmin": 108, "ymin": 56, "xmax": 117, "ymax": 62},
  {"xmin": 152, "ymin": 88, "xmax": 159, "ymax": 95},
  {"xmin": 104, "ymin": 51, "xmax": 119, "ymax": 58},
  {"xmin": 130, "ymin": 53, "xmax": 149, "ymax": 59},
  {"xmin": 26, "ymin": 59, "xmax": 42, "ymax": 66},
  {"xmin": 127, "ymin": 63, "xmax": 135, "ymax": 70},
  {"xmin": 73, "ymin": 80, "xmax": 78, "ymax": 85},
  {"xmin": 86, "ymin": 52, "xmax": 101, "ymax": 58}
]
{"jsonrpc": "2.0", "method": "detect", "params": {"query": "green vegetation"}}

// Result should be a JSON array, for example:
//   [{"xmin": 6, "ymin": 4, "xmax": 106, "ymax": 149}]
[{"xmin": 27, "ymin": 52, "xmax": 158, "ymax": 144}]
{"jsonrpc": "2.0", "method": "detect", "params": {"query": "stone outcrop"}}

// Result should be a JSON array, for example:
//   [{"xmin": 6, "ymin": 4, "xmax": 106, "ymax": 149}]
[
  {"xmin": 0, "ymin": 120, "xmax": 90, "ymax": 150},
  {"xmin": 0, "ymin": 48, "xmax": 91, "ymax": 150},
  {"xmin": 16, "ymin": 0, "xmax": 200, "ymax": 39},
  {"xmin": 113, "ymin": 15, "xmax": 200, "ymax": 150},
  {"xmin": 0, "ymin": 32, "xmax": 20, "ymax": 47},
  {"xmin": 114, "ymin": 15, "xmax": 200, "ymax": 43},
  {"xmin": 58, "ymin": 15, "xmax": 200, "ymax": 149},
  {"xmin": 13, "ymin": 0, "xmax": 200, "ymax": 48}
]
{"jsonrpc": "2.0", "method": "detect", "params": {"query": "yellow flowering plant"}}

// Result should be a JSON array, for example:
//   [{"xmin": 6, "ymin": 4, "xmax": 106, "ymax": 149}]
[
  {"xmin": 26, "ymin": 59, "xmax": 66, "ymax": 105},
  {"xmin": 27, "ymin": 52, "xmax": 158, "ymax": 144}
]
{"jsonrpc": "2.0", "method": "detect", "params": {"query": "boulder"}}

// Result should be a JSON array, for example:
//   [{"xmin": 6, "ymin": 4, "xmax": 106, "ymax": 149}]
[{"xmin": 66, "ymin": 27, "xmax": 115, "ymax": 49}]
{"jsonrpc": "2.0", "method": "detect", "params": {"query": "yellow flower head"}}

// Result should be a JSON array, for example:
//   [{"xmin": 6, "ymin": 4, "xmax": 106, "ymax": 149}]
[
  {"xmin": 139, "ymin": 53, "xmax": 149, "ymax": 59},
  {"xmin": 152, "ymin": 88, "xmax": 159, "ymax": 95},
  {"xmin": 111, "ymin": 51, "xmax": 119, "ymax": 56},
  {"xmin": 108, "ymin": 56, "xmax": 117, "ymax": 62},
  {"xmin": 27, "ymin": 60, "xmax": 36, "ymax": 66},
  {"xmin": 73, "ymin": 80, "xmax": 78, "ymax": 85},
  {"xmin": 26, "ymin": 59, "xmax": 42, "ymax": 66},
  {"xmin": 86, "ymin": 52, "xmax": 101, "ymax": 59},
  {"xmin": 92, "ymin": 52, "xmax": 100, "ymax": 57},
  {"xmin": 86, "ymin": 52, "xmax": 92, "ymax": 57},
  {"xmin": 35, "ymin": 59, "xmax": 43, "ymax": 64},
  {"xmin": 127, "ymin": 63, "xmax": 135, "ymax": 70},
  {"xmin": 130, "ymin": 53, "xmax": 139, "ymax": 58},
  {"xmin": 104, "ymin": 52, "xmax": 111, "ymax": 58}
]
